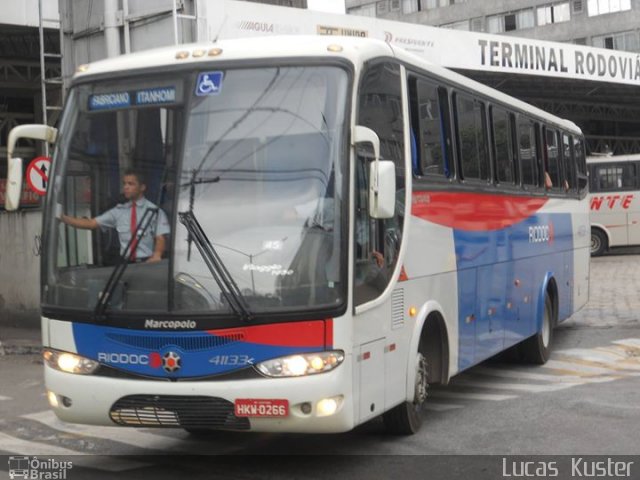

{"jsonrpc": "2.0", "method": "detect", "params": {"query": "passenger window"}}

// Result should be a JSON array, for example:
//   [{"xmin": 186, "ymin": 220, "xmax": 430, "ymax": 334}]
[
  {"xmin": 491, "ymin": 107, "xmax": 515, "ymax": 185},
  {"xmin": 562, "ymin": 134, "xmax": 577, "ymax": 193},
  {"xmin": 409, "ymin": 77, "xmax": 453, "ymax": 178},
  {"xmin": 595, "ymin": 164, "xmax": 636, "ymax": 191},
  {"xmin": 574, "ymin": 137, "xmax": 588, "ymax": 194},
  {"xmin": 518, "ymin": 118, "xmax": 538, "ymax": 188},
  {"xmin": 545, "ymin": 128, "xmax": 562, "ymax": 191},
  {"xmin": 455, "ymin": 95, "xmax": 489, "ymax": 182},
  {"xmin": 355, "ymin": 62, "xmax": 405, "ymax": 307}
]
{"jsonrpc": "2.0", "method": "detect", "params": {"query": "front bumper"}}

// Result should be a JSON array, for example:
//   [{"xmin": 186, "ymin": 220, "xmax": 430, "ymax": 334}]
[{"xmin": 44, "ymin": 358, "xmax": 355, "ymax": 433}]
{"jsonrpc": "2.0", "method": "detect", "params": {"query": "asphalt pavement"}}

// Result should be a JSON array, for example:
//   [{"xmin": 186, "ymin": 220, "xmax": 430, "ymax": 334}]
[{"xmin": 0, "ymin": 249, "xmax": 639, "ymax": 479}]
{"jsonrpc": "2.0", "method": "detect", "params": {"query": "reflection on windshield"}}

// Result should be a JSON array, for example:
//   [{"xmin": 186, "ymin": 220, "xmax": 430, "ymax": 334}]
[
  {"xmin": 43, "ymin": 65, "xmax": 349, "ymax": 318},
  {"xmin": 175, "ymin": 66, "xmax": 348, "ymax": 313}
]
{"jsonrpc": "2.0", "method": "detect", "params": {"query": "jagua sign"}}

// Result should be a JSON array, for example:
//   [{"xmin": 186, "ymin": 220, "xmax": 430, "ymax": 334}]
[{"xmin": 478, "ymin": 39, "xmax": 640, "ymax": 83}]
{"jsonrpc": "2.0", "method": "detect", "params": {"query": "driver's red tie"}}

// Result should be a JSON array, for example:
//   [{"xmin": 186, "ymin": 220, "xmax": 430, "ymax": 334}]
[{"xmin": 130, "ymin": 203, "xmax": 138, "ymax": 261}]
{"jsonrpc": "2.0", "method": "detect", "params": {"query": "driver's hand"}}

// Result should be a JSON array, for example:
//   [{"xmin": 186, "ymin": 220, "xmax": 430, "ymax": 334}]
[
  {"xmin": 372, "ymin": 251, "xmax": 384, "ymax": 268},
  {"xmin": 146, "ymin": 254, "xmax": 162, "ymax": 263}
]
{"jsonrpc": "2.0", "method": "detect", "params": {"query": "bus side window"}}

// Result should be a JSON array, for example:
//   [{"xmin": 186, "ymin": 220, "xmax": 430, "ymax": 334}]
[
  {"xmin": 562, "ymin": 133, "xmax": 577, "ymax": 193},
  {"xmin": 454, "ymin": 93, "xmax": 490, "ymax": 182},
  {"xmin": 574, "ymin": 137, "xmax": 588, "ymax": 194},
  {"xmin": 518, "ymin": 118, "xmax": 538, "ymax": 189},
  {"xmin": 544, "ymin": 127, "xmax": 562, "ymax": 191},
  {"xmin": 596, "ymin": 164, "xmax": 637, "ymax": 191},
  {"xmin": 622, "ymin": 163, "xmax": 637, "ymax": 189},
  {"xmin": 491, "ymin": 106, "xmax": 515, "ymax": 185},
  {"xmin": 408, "ymin": 76, "xmax": 453, "ymax": 179}
]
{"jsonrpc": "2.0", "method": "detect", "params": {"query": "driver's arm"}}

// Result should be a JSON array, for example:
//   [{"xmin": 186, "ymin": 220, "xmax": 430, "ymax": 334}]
[{"xmin": 60, "ymin": 215, "xmax": 99, "ymax": 230}]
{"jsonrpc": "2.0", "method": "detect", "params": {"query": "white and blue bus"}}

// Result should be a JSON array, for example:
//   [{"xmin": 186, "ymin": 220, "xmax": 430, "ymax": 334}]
[{"xmin": 5, "ymin": 36, "xmax": 589, "ymax": 435}]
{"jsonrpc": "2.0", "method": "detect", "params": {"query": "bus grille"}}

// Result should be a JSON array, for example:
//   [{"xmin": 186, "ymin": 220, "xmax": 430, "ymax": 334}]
[
  {"xmin": 105, "ymin": 332, "xmax": 244, "ymax": 352},
  {"xmin": 109, "ymin": 395, "xmax": 250, "ymax": 430}
]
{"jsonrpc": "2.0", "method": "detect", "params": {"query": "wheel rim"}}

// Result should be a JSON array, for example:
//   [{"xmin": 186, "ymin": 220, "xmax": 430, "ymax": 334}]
[
  {"xmin": 542, "ymin": 301, "xmax": 551, "ymax": 348},
  {"xmin": 414, "ymin": 352, "xmax": 428, "ymax": 406},
  {"xmin": 591, "ymin": 234, "xmax": 601, "ymax": 254}
]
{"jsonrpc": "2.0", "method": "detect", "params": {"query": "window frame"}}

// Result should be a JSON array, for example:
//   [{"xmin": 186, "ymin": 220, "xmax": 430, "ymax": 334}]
[
  {"xmin": 453, "ymin": 92, "xmax": 491, "ymax": 185},
  {"xmin": 489, "ymin": 105, "xmax": 519, "ymax": 188}
]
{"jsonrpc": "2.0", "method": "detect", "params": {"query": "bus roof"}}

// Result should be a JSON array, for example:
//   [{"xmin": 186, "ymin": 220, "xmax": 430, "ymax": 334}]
[{"xmin": 73, "ymin": 35, "xmax": 580, "ymax": 135}]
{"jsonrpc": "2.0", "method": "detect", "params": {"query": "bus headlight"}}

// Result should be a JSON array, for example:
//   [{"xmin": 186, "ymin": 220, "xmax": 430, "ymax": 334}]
[
  {"xmin": 256, "ymin": 351, "xmax": 344, "ymax": 377},
  {"xmin": 44, "ymin": 349, "xmax": 99, "ymax": 375}
]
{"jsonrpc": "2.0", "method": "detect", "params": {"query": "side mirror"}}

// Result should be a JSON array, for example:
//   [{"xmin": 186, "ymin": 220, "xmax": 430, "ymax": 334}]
[
  {"xmin": 352, "ymin": 125, "xmax": 396, "ymax": 220},
  {"xmin": 5, "ymin": 124, "xmax": 58, "ymax": 211},
  {"xmin": 368, "ymin": 160, "xmax": 396, "ymax": 219},
  {"xmin": 5, "ymin": 157, "xmax": 23, "ymax": 211}
]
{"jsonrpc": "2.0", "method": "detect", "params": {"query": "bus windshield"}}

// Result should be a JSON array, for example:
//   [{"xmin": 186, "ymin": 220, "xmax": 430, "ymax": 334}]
[{"xmin": 43, "ymin": 65, "xmax": 349, "ymax": 321}]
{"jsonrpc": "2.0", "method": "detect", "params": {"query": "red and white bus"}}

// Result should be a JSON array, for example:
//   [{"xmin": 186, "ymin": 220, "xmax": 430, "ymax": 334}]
[
  {"xmin": 5, "ymin": 36, "xmax": 589, "ymax": 435},
  {"xmin": 588, "ymin": 154, "xmax": 640, "ymax": 255}
]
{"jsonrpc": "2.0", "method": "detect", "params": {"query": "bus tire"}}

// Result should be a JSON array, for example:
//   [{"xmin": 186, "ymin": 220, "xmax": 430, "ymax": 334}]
[
  {"xmin": 383, "ymin": 348, "xmax": 428, "ymax": 435},
  {"xmin": 521, "ymin": 292, "xmax": 554, "ymax": 364},
  {"xmin": 591, "ymin": 229, "xmax": 607, "ymax": 256}
]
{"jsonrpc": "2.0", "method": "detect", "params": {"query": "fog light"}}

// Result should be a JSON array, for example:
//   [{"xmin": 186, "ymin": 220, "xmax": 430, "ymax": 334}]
[
  {"xmin": 47, "ymin": 391, "xmax": 59, "ymax": 408},
  {"xmin": 316, "ymin": 397, "xmax": 341, "ymax": 417},
  {"xmin": 61, "ymin": 396, "xmax": 73, "ymax": 408},
  {"xmin": 300, "ymin": 402, "xmax": 312, "ymax": 415}
]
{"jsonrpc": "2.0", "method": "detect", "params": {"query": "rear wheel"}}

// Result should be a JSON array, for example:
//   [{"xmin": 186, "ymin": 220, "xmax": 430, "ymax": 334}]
[
  {"xmin": 521, "ymin": 292, "xmax": 554, "ymax": 364},
  {"xmin": 591, "ymin": 229, "xmax": 607, "ymax": 256},
  {"xmin": 383, "ymin": 348, "xmax": 428, "ymax": 435}
]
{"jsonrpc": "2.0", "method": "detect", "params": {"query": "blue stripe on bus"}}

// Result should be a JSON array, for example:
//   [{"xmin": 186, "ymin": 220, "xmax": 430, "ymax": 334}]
[{"xmin": 455, "ymin": 212, "xmax": 574, "ymax": 370}]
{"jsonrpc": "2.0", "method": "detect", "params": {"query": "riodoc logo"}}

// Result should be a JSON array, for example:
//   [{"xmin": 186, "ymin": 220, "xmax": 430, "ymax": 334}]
[{"xmin": 529, "ymin": 223, "xmax": 554, "ymax": 244}]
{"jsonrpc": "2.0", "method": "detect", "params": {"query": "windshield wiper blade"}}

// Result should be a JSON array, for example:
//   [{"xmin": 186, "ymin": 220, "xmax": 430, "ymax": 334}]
[
  {"xmin": 181, "ymin": 171, "xmax": 220, "ymax": 262},
  {"xmin": 93, "ymin": 208, "xmax": 158, "ymax": 321},
  {"xmin": 178, "ymin": 210, "xmax": 253, "ymax": 322}
]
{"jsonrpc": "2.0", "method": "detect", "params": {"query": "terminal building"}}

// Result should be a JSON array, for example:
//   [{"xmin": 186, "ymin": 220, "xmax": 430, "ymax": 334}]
[
  {"xmin": 345, "ymin": 0, "xmax": 640, "ymax": 51},
  {"xmin": 345, "ymin": 0, "xmax": 640, "ymax": 156},
  {"xmin": 1, "ymin": 0, "xmax": 639, "ymax": 325}
]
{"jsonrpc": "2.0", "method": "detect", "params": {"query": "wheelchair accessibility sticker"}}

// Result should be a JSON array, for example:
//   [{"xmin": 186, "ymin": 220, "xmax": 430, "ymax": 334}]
[{"xmin": 195, "ymin": 71, "xmax": 223, "ymax": 96}]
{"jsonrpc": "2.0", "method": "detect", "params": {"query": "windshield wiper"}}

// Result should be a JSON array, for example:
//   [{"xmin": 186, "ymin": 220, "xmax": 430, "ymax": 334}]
[
  {"xmin": 93, "ymin": 207, "xmax": 158, "ymax": 321},
  {"xmin": 181, "ymin": 170, "xmax": 221, "ymax": 261},
  {"xmin": 178, "ymin": 210, "xmax": 253, "ymax": 322}
]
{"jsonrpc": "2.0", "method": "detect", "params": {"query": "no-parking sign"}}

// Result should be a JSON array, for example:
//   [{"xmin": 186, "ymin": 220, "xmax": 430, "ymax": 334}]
[{"xmin": 26, "ymin": 156, "xmax": 52, "ymax": 196}]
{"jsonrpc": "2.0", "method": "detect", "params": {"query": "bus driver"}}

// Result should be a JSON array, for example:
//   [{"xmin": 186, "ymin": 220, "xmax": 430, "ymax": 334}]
[{"xmin": 60, "ymin": 169, "xmax": 170, "ymax": 263}]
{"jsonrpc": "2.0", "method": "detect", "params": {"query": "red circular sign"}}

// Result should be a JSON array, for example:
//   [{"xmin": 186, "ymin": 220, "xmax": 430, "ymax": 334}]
[{"xmin": 26, "ymin": 156, "xmax": 52, "ymax": 196}]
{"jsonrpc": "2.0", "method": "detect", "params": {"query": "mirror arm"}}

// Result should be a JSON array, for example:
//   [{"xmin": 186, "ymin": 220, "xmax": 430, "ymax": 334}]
[
  {"xmin": 7, "ymin": 124, "xmax": 58, "ymax": 159},
  {"xmin": 353, "ymin": 125, "xmax": 381, "ymax": 195}
]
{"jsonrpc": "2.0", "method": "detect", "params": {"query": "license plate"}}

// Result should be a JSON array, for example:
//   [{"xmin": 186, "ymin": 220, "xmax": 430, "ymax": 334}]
[{"xmin": 234, "ymin": 398, "xmax": 289, "ymax": 417}]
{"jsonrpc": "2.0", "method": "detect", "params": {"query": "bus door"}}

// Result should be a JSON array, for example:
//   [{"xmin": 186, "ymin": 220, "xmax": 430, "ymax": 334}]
[{"xmin": 354, "ymin": 61, "xmax": 407, "ymax": 421}]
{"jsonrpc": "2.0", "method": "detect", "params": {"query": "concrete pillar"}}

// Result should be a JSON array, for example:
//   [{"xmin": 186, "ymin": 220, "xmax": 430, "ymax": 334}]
[{"xmin": 104, "ymin": 0, "xmax": 121, "ymax": 58}]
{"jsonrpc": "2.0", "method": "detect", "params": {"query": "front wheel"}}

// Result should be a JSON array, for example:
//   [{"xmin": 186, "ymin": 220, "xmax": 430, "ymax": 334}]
[
  {"xmin": 521, "ymin": 292, "xmax": 554, "ymax": 364},
  {"xmin": 591, "ymin": 229, "xmax": 607, "ymax": 256},
  {"xmin": 383, "ymin": 350, "xmax": 428, "ymax": 435}
]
